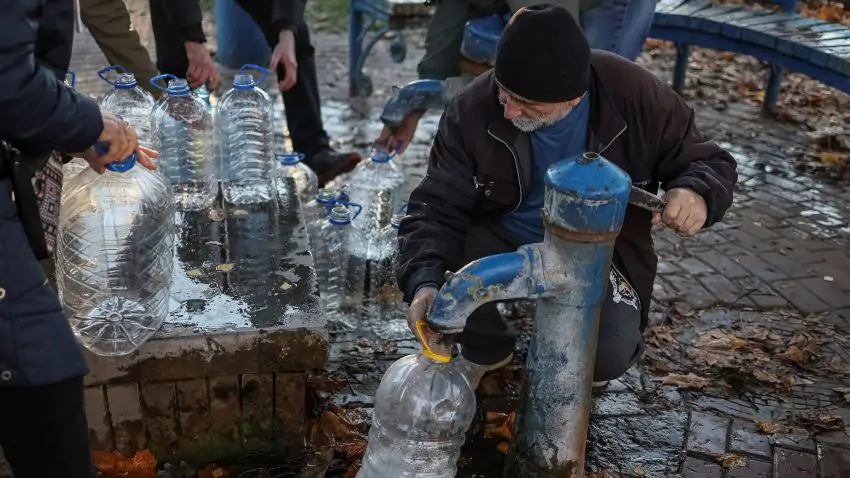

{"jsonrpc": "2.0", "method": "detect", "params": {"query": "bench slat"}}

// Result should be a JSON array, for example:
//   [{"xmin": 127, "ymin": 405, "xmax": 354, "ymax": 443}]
[
  {"xmin": 666, "ymin": 0, "xmax": 717, "ymax": 28},
  {"xmin": 773, "ymin": 20, "xmax": 837, "ymax": 60},
  {"xmin": 655, "ymin": 0, "xmax": 692, "ymax": 14},
  {"xmin": 738, "ymin": 16, "xmax": 808, "ymax": 48},
  {"xmin": 824, "ymin": 48, "xmax": 850, "ymax": 77},
  {"xmin": 688, "ymin": 6, "xmax": 748, "ymax": 34},
  {"xmin": 716, "ymin": 10, "xmax": 775, "ymax": 39}
]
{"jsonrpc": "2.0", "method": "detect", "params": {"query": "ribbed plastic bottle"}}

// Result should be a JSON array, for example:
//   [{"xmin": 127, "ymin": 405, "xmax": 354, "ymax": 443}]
[
  {"xmin": 303, "ymin": 188, "xmax": 338, "ymax": 259},
  {"xmin": 348, "ymin": 149, "xmax": 405, "ymax": 235},
  {"xmin": 194, "ymin": 85, "xmax": 221, "ymax": 180},
  {"xmin": 57, "ymin": 146, "xmax": 176, "ymax": 356},
  {"xmin": 276, "ymin": 152, "xmax": 318, "ymax": 202},
  {"xmin": 316, "ymin": 203, "xmax": 367, "ymax": 331},
  {"xmin": 98, "ymin": 65, "xmax": 156, "ymax": 147},
  {"xmin": 218, "ymin": 64, "xmax": 275, "ymax": 205},
  {"xmin": 364, "ymin": 213, "xmax": 406, "ymax": 339},
  {"xmin": 358, "ymin": 323, "xmax": 476, "ymax": 478},
  {"xmin": 150, "ymin": 74, "xmax": 216, "ymax": 210}
]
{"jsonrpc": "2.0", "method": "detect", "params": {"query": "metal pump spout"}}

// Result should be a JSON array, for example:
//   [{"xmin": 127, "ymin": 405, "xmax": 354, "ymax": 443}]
[
  {"xmin": 428, "ymin": 152, "xmax": 632, "ymax": 478},
  {"xmin": 379, "ymin": 78, "xmax": 466, "ymax": 127}
]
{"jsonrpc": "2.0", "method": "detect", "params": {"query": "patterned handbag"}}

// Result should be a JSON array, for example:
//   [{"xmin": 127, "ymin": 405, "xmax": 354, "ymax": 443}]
[{"xmin": 31, "ymin": 152, "xmax": 65, "ymax": 257}]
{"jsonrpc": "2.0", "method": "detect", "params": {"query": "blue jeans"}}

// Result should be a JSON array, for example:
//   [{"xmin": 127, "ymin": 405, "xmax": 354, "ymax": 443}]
[{"xmin": 581, "ymin": 0, "xmax": 658, "ymax": 62}]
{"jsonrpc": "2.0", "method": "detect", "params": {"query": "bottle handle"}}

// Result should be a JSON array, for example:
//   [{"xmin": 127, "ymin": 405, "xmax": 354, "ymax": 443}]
[
  {"xmin": 65, "ymin": 70, "xmax": 77, "ymax": 88},
  {"xmin": 370, "ymin": 144, "xmax": 398, "ymax": 161},
  {"xmin": 276, "ymin": 152, "xmax": 306, "ymax": 165},
  {"xmin": 338, "ymin": 200, "xmax": 363, "ymax": 221},
  {"xmin": 97, "ymin": 65, "xmax": 127, "ymax": 85},
  {"xmin": 396, "ymin": 202, "xmax": 408, "ymax": 214},
  {"xmin": 239, "ymin": 64, "xmax": 272, "ymax": 87},
  {"xmin": 93, "ymin": 142, "xmax": 136, "ymax": 172},
  {"xmin": 414, "ymin": 320, "xmax": 451, "ymax": 363},
  {"xmin": 150, "ymin": 73, "xmax": 179, "ymax": 92}
]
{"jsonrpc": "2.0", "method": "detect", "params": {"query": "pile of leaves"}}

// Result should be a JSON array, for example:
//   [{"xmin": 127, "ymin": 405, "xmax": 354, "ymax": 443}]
[{"xmin": 638, "ymin": 0, "xmax": 850, "ymax": 180}]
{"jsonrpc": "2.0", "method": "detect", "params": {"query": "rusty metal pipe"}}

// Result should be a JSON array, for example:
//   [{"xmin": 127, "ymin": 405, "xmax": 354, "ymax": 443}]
[{"xmin": 379, "ymin": 78, "xmax": 466, "ymax": 127}]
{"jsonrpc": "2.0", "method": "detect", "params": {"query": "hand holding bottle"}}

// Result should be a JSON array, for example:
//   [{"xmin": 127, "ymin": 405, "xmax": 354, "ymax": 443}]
[{"xmin": 406, "ymin": 285, "xmax": 438, "ymax": 336}]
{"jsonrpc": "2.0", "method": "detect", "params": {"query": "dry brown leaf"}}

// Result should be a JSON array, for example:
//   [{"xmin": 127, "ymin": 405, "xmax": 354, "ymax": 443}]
[
  {"xmin": 198, "ymin": 465, "xmax": 230, "ymax": 478},
  {"xmin": 344, "ymin": 442, "xmax": 367, "ymax": 459},
  {"xmin": 484, "ymin": 411, "xmax": 515, "ymax": 440},
  {"xmin": 819, "ymin": 151, "xmax": 844, "ymax": 165},
  {"xmin": 827, "ymin": 356, "xmax": 847, "ymax": 374},
  {"xmin": 755, "ymin": 419, "xmax": 788, "ymax": 435},
  {"xmin": 186, "ymin": 269, "xmax": 204, "ymax": 277},
  {"xmin": 216, "ymin": 263, "xmax": 235, "ymax": 273},
  {"xmin": 342, "ymin": 461, "xmax": 361, "ymax": 478},
  {"xmin": 92, "ymin": 449, "xmax": 156, "ymax": 477},
  {"xmin": 660, "ymin": 372, "xmax": 710, "ymax": 389},
  {"xmin": 777, "ymin": 345, "xmax": 807, "ymax": 363},
  {"xmin": 796, "ymin": 409, "xmax": 844, "ymax": 431},
  {"xmin": 693, "ymin": 329, "xmax": 748, "ymax": 350},
  {"xmin": 717, "ymin": 453, "xmax": 747, "ymax": 468},
  {"xmin": 633, "ymin": 464, "xmax": 647, "ymax": 476}
]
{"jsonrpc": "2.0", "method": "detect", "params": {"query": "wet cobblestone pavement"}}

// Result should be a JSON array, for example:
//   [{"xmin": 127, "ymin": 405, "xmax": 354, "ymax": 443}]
[{"xmin": 63, "ymin": 5, "xmax": 850, "ymax": 477}]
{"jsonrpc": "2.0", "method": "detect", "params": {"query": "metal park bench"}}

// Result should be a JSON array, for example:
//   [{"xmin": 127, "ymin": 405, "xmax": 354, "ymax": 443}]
[
  {"xmin": 348, "ymin": 0, "xmax": 432, "ymax": 96},
  {"xmin": 458, "ymin": 0, "xmax": 850, "ymax": 114}
]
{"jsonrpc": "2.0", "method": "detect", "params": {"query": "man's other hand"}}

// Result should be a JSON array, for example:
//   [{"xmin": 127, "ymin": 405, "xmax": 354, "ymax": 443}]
[
  {"xmin": 406, "ymin": 286, "xmax": 438, "ymax": 336},
  {"xmin": 271, "ymin": 30, "xmax": 298, "ymax": 91},
  {"xmin": 185, "ymin": 42, "xmax": 220, "ymax": 91},
  {"xmin": 652, "ymin": 187, "xmax": 707, "ymax": 236},
  {"xmin": 375, "ymin": 109, "xmax": 427, "ymax": 156}
]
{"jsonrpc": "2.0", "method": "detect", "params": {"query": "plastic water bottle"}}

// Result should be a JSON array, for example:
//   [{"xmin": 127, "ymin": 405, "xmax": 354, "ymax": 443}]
[
  {"xmin": 150, "ymin": 74, "xmax": 216, "ymax": 211},
  {"xmin": 61, "ymin": 72, "xmax": 92, "ymax": 185},
  {"xmin": 349, "ymin": 149, "xmax": 405, "ymax": 235},
  {"xmin": 218, "ymin": 64, "xmax": 275, "ymax": 205},
  {"xmin": 225, "ymin": 200, "xmax": 281, "ymax": 307},
  {"xmin": 364, "ymin": 213, "xmax": 406, "ymax": 339},
  {"xmin": 98, "ymin": 65, "xmax": 156, "ymax": 147},
  {"xmin": 358, "ymin": 326, "xmax": 476, "ymax": 477},
  {"xmin": 316, "ymin": 203, "xmax": 367, "ymax": 331},
  {"xmin": 57, "ymin": 146, "xmax": 176, "ymax": 356},
  {"xmin": 276, "ymin": 152, "xmax": 318, "ymax": 202},
  {"xmin": 303, "ymin": 188, "xmax": 337, "ymax": 255},
  {"xmin": 194, "ymin": 85, "xmax": 221, "ymax": 179}
]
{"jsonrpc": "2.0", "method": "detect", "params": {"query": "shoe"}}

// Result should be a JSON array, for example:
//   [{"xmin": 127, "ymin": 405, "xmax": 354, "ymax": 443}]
[
  {"xmin": 592, "ymin": 380, "xmax": 610, "ymax": 388},
  {"xmin": 457, "ymin": 352, "xmax": 514, "ymax": 390},
  {"xmin": 305, "ymin": 149, "xmax": 362, "ymax": 187}
]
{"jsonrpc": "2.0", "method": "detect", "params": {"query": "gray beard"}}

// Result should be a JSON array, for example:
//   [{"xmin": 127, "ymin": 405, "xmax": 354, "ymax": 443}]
[{"xmin": 510, "ymin": 107, "xmax": 573, "ymax": 132}]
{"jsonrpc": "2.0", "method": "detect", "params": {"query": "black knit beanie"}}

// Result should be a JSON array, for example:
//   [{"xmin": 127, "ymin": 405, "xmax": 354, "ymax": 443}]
[{"xmin": 494, "ymin": 4, "xmax": 590, "ymax": 103}]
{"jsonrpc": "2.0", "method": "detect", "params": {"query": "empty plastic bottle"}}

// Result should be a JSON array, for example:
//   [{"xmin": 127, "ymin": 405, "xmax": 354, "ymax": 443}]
[
  {"xmin": 364, "ymin": 213, "xmax": 406, "ymax": 338},
  {"xmin": 57, "ymin": 145, "xmax": 176, "ymax": 356},
  {"xmin": 316, "ymin": 203, "xmax": 367, "ymax": 331},
  {"xmin": 218, "ymin": 64, "xmax": 275, "ymax": 205},
  {"xmin": 358, "ymin": 324, "xmax": 476, "ymax": 477},
  {"xmin": 276, "ymin": 152, "xmax": 318, "ymax": 202},
  {"xmin": 150, "ymin": 74, "xmax": 216, "ymax": 210},
  {"xmin": 348, "ymin": 149, "xmax": 405, "ymax": 235},
  {"xmin": 98, "ymin": 65, "xmax": 157, "ymax": 147}
]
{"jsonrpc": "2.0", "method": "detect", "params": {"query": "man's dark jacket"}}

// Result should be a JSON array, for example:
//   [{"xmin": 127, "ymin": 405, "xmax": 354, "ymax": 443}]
[
  {"xmin": 0, "ymin": 0, "xmax": 101, "ymax": 386},
  {"xmin": 397, "ymin": 50, "xmax": 738, "ymax": 329}
]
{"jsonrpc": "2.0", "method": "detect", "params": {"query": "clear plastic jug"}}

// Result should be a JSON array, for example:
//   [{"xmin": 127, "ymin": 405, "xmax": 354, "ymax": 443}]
[
  {"xmin": 276, "ymin": 152, "xmax": 318, "ymax": 202},
  {"xmin": 348, "ymin": 149, "xmax": 405, "ymax": 235},
  {"xmin": 98, "ymin": 65, "xmax": 156, "ymax": 147},
  {"xmin": 57, "ymin": 146, "xmax": 176, "ymax": 356},
  {"xmin": 218, "ymin": 64, "xmax": 275, "ymax": 205},
  {"xmin": 358, "ymin": 323, "xmax": 476, "ymax": 477},
  {"xmin": 194, "ymin": 85, "xmax": 221, "ymax": 179},
  {"xmin": 316, "ymin": 203, "xmax": 367, "ymax": 331},
  {"xmin": 364, "ymin": 212, "xmax": 406, "ymax": 339},
  {"xmin": 150, "ymin": 74, "xmax": 216, "ymax": 211}
]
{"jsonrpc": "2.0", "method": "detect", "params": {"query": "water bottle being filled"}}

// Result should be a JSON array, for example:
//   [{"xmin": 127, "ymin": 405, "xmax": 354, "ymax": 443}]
[
  {"xmin": 150, "ymin": 74, "xmax": 216, "ymax": 211},
  {"xmin": 364, "ymin": 212, "xmax": 407, "ymax": 339},
  {"xmin": 348, "ymin": 149, "xmax": 405, "ymax": 236},
  {"xmin": 304, "ymin": 188, "xmax": 338, "ymax": 272},
  {"xmin": 276, "ymin": 152, "xmax": 318, "ymax": 202},
  {"xmin": 218, "ymin": 64, "xmax": 275, "ymax": 205},
  {"xmin": 98, "ymin": 65, "xmax": 156, "ymax": 147},
  {"xmin": 57, "ymin": 145, "xmax": 176, "ymax": 356},
  {"xmin": 358, "ymin": 323, "xmax": 476, "ymax": 478},
  {"xmin": 316, "ymin": 203, "xmax": 367, "ymax": 332}
]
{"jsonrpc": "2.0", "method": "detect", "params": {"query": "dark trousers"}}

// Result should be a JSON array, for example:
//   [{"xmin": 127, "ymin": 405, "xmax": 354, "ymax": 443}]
[
  {"xmin": 148, "ymin": 0, "xmax": 331, "ymax": 158},
  {"xmin": 0, "ymin": 377, "xmax": 95, "ymax": 478},
  {"xmin": 457, "ymin": 225, "xmax": 645, "ymax": 382}
]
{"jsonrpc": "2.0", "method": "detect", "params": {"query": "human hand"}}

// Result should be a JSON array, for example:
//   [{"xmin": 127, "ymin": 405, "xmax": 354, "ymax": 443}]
[
  {"xmin": 271, "ymin": 29, "xmax": 297, "ymax": 91},
  {"xmin": 74, "ymin": 112, "xmax": 137, "ymax": 173},
  {"xmin": 184, "ymin": 42, "xmax": 220, "ymax": 91},
  {"xmin": 652, "ymin": 187, "xmax": 708, "ymax": 236},
  {"xmin": 406, "ymin": 286, "xmax": 438, "ymax": 336},
  {"xmin": 136, "ymin": 146, "xmax": 159, "ymax": 171},
  {"xmin": 375, "ymin": 109, "xmax": 427, "ymax": 156}
]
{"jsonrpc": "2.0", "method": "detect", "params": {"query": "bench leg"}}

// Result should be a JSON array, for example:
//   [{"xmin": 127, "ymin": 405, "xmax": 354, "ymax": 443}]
[
  {"xmin": 762, "ymin": 64, "xmax": 783, "ymax": 117},
  {"xmin": 348, "ymin": 6, "xmax": 369, "ymax": 97},
  {"xmin": 672, "ymin": 44, "xmax": 690, "ymax": 94}
]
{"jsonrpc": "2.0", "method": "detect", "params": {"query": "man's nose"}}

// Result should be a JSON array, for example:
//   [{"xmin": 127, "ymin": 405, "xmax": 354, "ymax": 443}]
[{"xmin": 502, "ymin": 102, "xmax": 523, "ymax": 120}]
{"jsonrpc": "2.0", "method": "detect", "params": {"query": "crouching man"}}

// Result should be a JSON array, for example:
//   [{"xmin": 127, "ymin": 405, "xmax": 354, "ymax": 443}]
[{"xmin": 395, "ymin": 5, "xmax": 737, "ymax": 387}]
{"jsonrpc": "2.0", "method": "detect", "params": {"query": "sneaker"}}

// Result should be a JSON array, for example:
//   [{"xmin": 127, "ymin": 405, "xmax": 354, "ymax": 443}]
[{"xmin": 304, "ymin": 149, "xmax": 362, "ymax": 187}]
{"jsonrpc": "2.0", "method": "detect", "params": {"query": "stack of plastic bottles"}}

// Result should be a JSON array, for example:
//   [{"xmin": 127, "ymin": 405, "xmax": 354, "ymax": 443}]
[
  {"xmin": 57, "ymin": 145, "xmax": 176, "ymax": 356},
  {"xmin": 150, "ymin": 74, "xmax": 216, "ymax": 210},
  {"xmin": 315, "ymin": 203, "xmax": 368, "ymax": 331},
  {"xmin": 217, "ymin": 64, "xmax": 275, "ymax": 205},
  {"xmin": 358, "ymin": 322, "xmax": 476, "ymax": 477}
]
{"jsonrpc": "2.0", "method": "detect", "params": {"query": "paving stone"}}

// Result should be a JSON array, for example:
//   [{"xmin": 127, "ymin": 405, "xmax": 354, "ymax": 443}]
[
  {"xmin": 824, "ymin": 309, "xmax": 850, "ymax": 333},
  {"xmin": 680, "ymin": 457, "xmax": 723, "ymax": 477},
  {"xmin": 729, "ymin": 419, "xmax": 772, "ymax": 458},
  {"xmin": 697, "ymin": 274, "xmax": 744, "ymax": 305},
  {"xmin": 734, "ymin": 277, "xmax": 790, "ymax": 308},
  {"xmin": 734, "ymin": 254, "xmax": 789, "ymax": 283},
  {"xmin": 727, "ymin": 458, "xmax": 771, "ymax": 478},
  {"xmin": 772, "ymin": 280, "xmax": 831, "ymax": 314},
  {"xmin": 591, "ymin": 392, "xmax": 645, "ymax": 417},
  {"xmin": 721, "ymin": 229, "xmax": 778, "ymax": 254},
  {"xmin": 798, "ymin": 277, "xmax": 850, "ymax": 309},
  {"xmin": 686, "ymin": 412, "xmax": 730, "ymax": 455},
  {"xmin": 758, "ymin": 251, "xmax": 819, "ymax": 279},
  {"xmin": 774, "ymin": 448, "xmax": 818, "ymax": 477},
  {"xmin": 772, "ymin": 433, "xmax": 816, "ymax": 452},
  {"xmin": 820, "ymin": 444, "xmax": 850, "ymax": 478},
  {"xmin": 694, "ymin": 249, "xmax": 750, "ymax": 279},
  {"xmin": 667, "ymin": 276, "xmax": 718, "ymax": 309},
  {"xmin": 678, "ymin": 257, "xmax": 716, "ymax": 276},
  {"xmin": 652, "ymin": 278, "xmax": 679, "ymax": 303}
]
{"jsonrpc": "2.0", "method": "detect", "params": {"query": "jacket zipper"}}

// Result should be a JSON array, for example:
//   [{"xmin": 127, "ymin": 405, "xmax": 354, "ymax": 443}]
[
  {"xmin": 596, "ymin": 124, "xmax": 627, "ymax": 156},
  {"xmin": 486, "ymin": 128, "xmax": 523, "ymax": 213}
]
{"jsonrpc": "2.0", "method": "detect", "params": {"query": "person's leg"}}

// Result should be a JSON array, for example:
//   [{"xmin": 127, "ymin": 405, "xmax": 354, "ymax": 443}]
[
  {"xmin": 507, "ymin": 0, "xmax": 580, "ymax": 18},
  {"xmin": 235, "ymin": 0, "xmax": 361, "ymax": 185},
  {"xmin": 593, "ymin": 264, "xmax": 645, "ymax": 382},
  {"xmin": 0, "ymin": 377, "xmax": 95, "ymax": 478},
  {"xmin": 579, "ymin": 0, "xmax": 658, "ymax": 62},
  {"xmin": 417, "ymin": 1, "xmax": 478, "ymax": 80},
  {"xmin": 148, "ymin": 0, "xmax": 191, "ymax": 80},
  {"xmin": 80, "ymin": 0, "xmax": 160, "ymax": 95}
]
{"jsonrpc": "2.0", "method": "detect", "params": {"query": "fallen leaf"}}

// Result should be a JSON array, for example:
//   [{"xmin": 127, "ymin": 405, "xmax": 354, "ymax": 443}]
[
  {"xmin": 344, "ymin": 442, "xmax": 367, "ymax": 459},
  {"xmin": 659, "ymin": 372, "xmax": 710, "ymax": 389},
  {"xmin": 796, "ymin": 409, "xmax": 844, "ymax": 431},
  {"xmin": 755, "ymin": 419, "xmax": 788, "ymax": 435},
  {"xmin": 824, "ymin": 276, "xmax": 834, "ymax": 282},
  {"xmin": 205, "ymin": 241, "xmax": 223, "ymax": 247},
  {"xmin": 497, "ymin": 442, "xmax": 511, "ymax": 454},
  {"xmin": 717, "ymin": 453, "xmax": 747, "ymax": 468},
  {"xmin": 230, "ymin": 209, "xmax": 248, "ymax": 217},
  {"xmin": 819, "ymin": 151, "xmax": 844, "ymax": 165},
  {"xmin": 633, "ymin": 464, "xmax": 646, "ymax": 476},
  {"xmin": 197, "ymin": 465, "xmax": 230, "ymax": 478},
  {"xmin": 342, "ymin": 461, "xmax": 361, "ymax": 478},
  {"xmin": 216, "ymin": 263, "xmax": 235, "ymax": 273},
  {"xmin": 280, "ymin": 282, "xmax": 293, "ymax": 291},
  {"xmin": 186, "ymin": 269, "xmax": 204, "ymax": 277}
]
